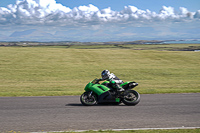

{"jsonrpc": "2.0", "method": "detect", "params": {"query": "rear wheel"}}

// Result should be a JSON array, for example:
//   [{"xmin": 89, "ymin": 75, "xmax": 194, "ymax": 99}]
[
  {"xmin": 80, "ymin": 91, "xmax": 97, "ymax": 106},
  {"xmin": 122, "ymin": 90, "xmax": 140, "ymax": 106}
]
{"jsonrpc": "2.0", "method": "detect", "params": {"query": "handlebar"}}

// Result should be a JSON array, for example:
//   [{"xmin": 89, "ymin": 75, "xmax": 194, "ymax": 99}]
[{"xmin": 91, "ymin": 78, "xmax": 100, "ymax": 84}]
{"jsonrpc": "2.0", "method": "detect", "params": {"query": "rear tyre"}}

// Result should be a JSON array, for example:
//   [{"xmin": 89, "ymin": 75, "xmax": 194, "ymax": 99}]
[
  {"xmin": 80, "ymin": 91, "xmax": 97, "ymax": 106},
  {"xmin": 122, "ymin": 90, "xmax": 140, "ymax": 106}
]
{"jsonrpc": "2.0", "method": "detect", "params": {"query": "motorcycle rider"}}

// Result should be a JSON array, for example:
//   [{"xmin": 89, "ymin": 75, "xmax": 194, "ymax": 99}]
[{"xmin": 98, "ymin": 70, "xmax": 125, "ymax": 92}]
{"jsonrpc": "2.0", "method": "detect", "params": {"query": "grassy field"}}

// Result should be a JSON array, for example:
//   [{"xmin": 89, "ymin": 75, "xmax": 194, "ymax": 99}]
[{"xmin": 0, "ymin": 44, "xmax": 200, "ymax": 96}]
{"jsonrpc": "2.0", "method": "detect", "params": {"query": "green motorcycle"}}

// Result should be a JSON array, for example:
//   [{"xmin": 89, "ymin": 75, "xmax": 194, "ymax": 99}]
[{"xmin": 80, "ymin": 78, "xmax": 140, "ymax": 106}]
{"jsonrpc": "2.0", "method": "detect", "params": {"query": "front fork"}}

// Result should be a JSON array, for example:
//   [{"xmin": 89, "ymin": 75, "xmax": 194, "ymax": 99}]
[{"xmin": 88, "ymin": 91, "xmax": 93, "ymax": 97}]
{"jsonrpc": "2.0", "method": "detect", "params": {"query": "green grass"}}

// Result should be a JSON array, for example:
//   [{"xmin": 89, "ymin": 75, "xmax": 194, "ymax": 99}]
[
  {"xmin": 53, "ymin": 129, "xmax": 200, "ymax": 133},
  {"xmin": 0, "ymin": 44, "xmax": 200, "ymax": 96},
  {"xmin": 5, "ymin": 129, "xmax": 200, "ymax": 133}
]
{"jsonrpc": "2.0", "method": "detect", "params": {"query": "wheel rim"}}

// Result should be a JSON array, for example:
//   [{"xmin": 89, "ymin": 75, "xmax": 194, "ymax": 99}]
[
  {"xmin": 124, "ymin": 92, "xmax": 137, "ymax": 102},
  {"xmin": 82, "ymin": 94, "xmax": 96, "ymax": 104}
]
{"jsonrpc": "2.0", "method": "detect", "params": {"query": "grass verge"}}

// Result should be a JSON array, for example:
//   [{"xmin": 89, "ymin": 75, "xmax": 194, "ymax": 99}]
[{"xmin": 52, "ymin": 128, "xmax": 200, "ymax": 133}]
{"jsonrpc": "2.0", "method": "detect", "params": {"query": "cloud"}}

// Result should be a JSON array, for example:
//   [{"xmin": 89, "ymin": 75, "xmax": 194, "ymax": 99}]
[
  {"xmin": 0, "ymin": 0, "xmax": 199, "ymax": 26},
  {"xmin": 0, "ymin": 0, "xmax": 199, "ymax": 42}
]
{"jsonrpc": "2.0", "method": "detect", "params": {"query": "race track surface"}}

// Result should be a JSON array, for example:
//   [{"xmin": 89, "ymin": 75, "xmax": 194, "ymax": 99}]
[{"xmin": 0, "ymin": 93, "xmax": 200, "ymax": 132}]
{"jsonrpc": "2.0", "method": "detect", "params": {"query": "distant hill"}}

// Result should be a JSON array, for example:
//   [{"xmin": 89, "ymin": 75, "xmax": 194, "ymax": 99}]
[
  {"xmin": 9, "ymin": 29, "xmax": 54, "ymax": 41},
  {"xmin": 10, "ymin": 29, "xmax": 37, "ymax": 37}
]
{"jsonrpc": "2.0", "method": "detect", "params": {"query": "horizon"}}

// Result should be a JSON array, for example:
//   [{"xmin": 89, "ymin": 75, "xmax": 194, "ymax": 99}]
[{"xmin": 1, "ymin": 39, "xmax": 200, "ymax": 44}]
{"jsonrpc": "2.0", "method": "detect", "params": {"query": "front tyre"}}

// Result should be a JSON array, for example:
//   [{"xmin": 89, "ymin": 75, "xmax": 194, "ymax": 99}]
[
  {"xmin": 80, "ymin": 91, "xmax": 97, "ymax": 106},
  {"xmin": 122, "ymin": 90, "xmax": 140, "ymax": 106}
]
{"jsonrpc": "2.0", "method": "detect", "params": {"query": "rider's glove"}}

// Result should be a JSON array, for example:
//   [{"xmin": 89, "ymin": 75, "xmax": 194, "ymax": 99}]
[{"xmin": 96, "ymin": 78, "xmax": 102, "ymax": 83}]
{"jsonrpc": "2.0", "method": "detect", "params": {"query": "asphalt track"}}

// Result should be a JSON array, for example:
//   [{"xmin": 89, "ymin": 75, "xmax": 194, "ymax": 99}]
[{"xmin": 0, "ymin": 93, "xmax": 200, "ymax": 132}]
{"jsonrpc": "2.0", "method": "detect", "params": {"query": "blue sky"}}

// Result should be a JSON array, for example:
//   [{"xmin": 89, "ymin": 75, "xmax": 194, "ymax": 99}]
[
  {"xmin": 2, "ymin": 0, "xmax": 200, "ymax": 11},
  {"xmin": 0, "ymin": 0, "xmax": 200, "ymax": 42}
]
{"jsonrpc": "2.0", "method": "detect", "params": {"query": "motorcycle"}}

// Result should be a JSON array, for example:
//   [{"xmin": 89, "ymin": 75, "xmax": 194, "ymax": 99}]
[{"xmin": 80, "ymin": 78, "xmax": 140, "ymax": 106}]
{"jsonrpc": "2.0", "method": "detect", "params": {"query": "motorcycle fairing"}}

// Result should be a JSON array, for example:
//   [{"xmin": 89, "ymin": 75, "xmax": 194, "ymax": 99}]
[
  {"xmin": 98, "ymin": 91, "xmax": 118, "ymax": 103},
  {"xmin": 101, "ymin": 81, "xmax": 110, "ymax": 84},
  {"xmin": 120, "ymin": 81, "xmax": 138, "ymax": 89},
  {"xmin": 84, "ymin": 82, "xmax": 111, "ymax": 96},
  {"xmin": 102, "ymin": 81, "xmax": 138, "ymax": 89},
  {"xmin": 84, "ymin": 81, "xmax": 119, "ymax": 103}
]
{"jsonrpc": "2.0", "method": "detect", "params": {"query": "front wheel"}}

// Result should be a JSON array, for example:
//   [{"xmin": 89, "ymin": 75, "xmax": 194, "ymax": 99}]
[
  {"xmin": 80, "ymin": 91, "xmax": 97, "ymax": 106},
  {"xmin": 122, "ymin": 90, "xmax": 140, "ymax": 106}
]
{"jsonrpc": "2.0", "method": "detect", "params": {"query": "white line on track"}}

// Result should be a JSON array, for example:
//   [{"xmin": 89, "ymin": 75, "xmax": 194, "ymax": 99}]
[{"xmin": 31, "ymin": 126, "xmax": 200, "ymax": 133}]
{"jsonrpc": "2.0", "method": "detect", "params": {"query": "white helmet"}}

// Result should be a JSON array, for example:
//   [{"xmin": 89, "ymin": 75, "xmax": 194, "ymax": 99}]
[{"xmin": 101, "ymin": 70, "xmax": 110, "ymax": 80}]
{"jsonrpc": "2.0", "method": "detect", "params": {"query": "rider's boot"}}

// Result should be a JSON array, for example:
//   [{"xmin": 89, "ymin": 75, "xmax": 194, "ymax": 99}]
[{"xmin": 116, "ymin": 85, "xmax": 125, "ymax": 95}]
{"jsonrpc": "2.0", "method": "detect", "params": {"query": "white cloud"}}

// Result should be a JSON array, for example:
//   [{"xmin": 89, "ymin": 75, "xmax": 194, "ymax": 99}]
[
  {"xmin": 194, "ymin": 10, "xmax": 200, "ymax": 18},
  {"xmin": 0, "ymin": 0, "xmax": 199, "ymax": 26},
  {"xmin": 0, "ymin": 0, "xmax": 199, "ymax": 42}
]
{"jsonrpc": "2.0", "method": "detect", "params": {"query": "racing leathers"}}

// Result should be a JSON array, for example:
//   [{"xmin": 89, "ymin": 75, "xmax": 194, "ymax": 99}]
[{"xmin": 98, "ymin": 73, "xmax": 124, "ymax": 92}]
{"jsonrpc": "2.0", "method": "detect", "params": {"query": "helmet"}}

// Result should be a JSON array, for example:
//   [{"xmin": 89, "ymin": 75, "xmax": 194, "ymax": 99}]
[{"xmin": 101, "ymin": 70, "xmax": 110, "ymax": 80}]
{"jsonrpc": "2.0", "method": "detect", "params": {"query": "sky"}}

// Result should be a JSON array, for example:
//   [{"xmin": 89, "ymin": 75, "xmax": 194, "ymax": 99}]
[{"xmin": 0, "ymin": 0, "xmax": 200, "ymax": 42}]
